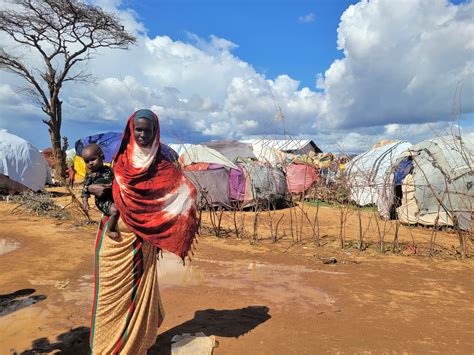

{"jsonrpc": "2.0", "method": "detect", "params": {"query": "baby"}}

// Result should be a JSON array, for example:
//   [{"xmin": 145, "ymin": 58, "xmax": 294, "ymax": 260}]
[{"xmin": 81, "ymin": 144, "xmax": 120, "ymax": 238}]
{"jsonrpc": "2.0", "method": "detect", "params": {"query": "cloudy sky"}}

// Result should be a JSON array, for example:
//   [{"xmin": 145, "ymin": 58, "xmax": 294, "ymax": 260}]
[{"xmin": 0, "ymin": 0, "xmax": 473, "ymax": 152}]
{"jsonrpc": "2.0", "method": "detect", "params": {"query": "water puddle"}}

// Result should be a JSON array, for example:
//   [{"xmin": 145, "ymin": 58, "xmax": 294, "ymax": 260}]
[
  {"xmin": 0, "ymin": 238, "xmax": 20, "ymax": 256},
  {"xmin": 158, "ymin": 253, "xmax": 336, "ymax": 310}
]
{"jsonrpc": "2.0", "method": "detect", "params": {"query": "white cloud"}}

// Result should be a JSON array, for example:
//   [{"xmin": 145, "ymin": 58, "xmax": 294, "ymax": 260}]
[
  {"xmin": 316, "ymin": 0, "xmax": 474, "ymax": 129},
  {"xmin": 298, "ymin": 13, "xmax": 316, "ymax": 24},
  {"xmin": 0, "ymin": 0, "xmax": 472, "ymax": 153}
]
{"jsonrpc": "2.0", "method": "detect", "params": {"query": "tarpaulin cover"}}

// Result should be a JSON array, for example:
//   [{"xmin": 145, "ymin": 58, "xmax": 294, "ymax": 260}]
[
  {"xmin": 410, "ymin": 136, "xmax": 473, "ymax": 231},
  {"xmin": 184, "ymin": 163, "xmax": 210, "ymax": 171},
  {"xmin": 75, "ymin": 132, "xmax": 122, "ymax": 163},
  {"xmin": 242, "ymin": 162, "xmax": 287, "ymax": 203},
  {"xmin": 346, "ymin": 141, "xmax": 412, "ymax": 206},
  {"xmin": 286, "ymin": 163, "xmax": 318, "ymax": 193},
  {"xmin": 0, "ymin": 130, "xmax": 49, "ymax": 191},
  {"xmin": 179, "ymin": 144, "xmax": 237, "ymax": 169},
  {"xmin": 184, "ymin": 168, "xmax": 231, "ymax": 208},
  {"xmin": 394, "ymin": 158, "xmax": 413, "ymax": 186},
  {"xmin": 203, "ymin": 140, "xmax": 256, "ymax": 162},
  {"xmin": 229, "ymin": 167, "xmax": 246, "ymax": 200}
]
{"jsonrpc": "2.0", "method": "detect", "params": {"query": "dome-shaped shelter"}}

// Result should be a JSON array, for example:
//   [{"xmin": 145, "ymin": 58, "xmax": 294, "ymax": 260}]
[{"xmin": 0, "ymin": 130, "xmax": 49, "ymax": 191}]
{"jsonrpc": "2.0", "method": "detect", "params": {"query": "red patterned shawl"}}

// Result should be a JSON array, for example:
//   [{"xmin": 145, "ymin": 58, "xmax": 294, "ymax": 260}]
[{"xmin": 112, "ymin": 111, "xmax": 197, "ymax": 259}]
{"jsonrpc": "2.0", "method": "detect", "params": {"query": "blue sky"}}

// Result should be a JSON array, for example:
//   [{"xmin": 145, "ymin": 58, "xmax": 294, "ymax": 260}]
[
  {"xmin": 0, "ymin": 0, "xmax": 473, "ymax": 152},
  {"xmin": 127, "ymin": 0, "xmax": 358, "ymax": 89}
]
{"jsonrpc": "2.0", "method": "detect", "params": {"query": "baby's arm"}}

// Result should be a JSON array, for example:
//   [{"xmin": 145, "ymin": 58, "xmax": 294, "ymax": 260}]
[{"xmin": 81, "ymin": 175, "xmax": 93, "ymax": 212}]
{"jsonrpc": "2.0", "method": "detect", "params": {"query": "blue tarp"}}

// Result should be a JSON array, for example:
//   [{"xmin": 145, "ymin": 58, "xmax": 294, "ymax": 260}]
[
  {"xmin": 75, "ymin": 131, "xmax": 178, "ymax": 162},
  {"xmin": 394, "ymin": 158, "xmax": 413, "ymax": 186}
]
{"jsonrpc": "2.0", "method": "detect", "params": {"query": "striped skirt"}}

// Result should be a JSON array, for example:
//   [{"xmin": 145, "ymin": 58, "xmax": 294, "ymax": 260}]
[{"xmin": 90, "ymin": 217, "xmax": 164, "ymax": 354}]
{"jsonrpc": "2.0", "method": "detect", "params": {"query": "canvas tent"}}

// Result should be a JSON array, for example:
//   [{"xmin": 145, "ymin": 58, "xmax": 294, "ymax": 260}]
[
  {"xmin": 242, "ymin": 139, "xmax": 322, "ymax": 155},
  {"xmin": 380, "ymin": 135, "xmax": 474, "ymax": 231},
  {"xmin": 241, "ymin": 162, "xmax": 288, "ymax": 205},
  {"xmin": 184, "ymin": 165, "xmax": 231, "ymax": 208},
  {"xmin": 177, "ymin": 144, "xmax": 237, "ymax": 169},
  {"xmin": 0, "ymin": 130, "xmax": 50, "ymax": 191},
  {"xmin": 203, "ymin": 140, "xmax": 256, "ymax": 162},
  {"xmin": 75, "ymin": 132, "xmax": 122, "ymax": 162},
  {"xmin": 346, "ymin": 141, "xmax": 412, "ymax": 206}
]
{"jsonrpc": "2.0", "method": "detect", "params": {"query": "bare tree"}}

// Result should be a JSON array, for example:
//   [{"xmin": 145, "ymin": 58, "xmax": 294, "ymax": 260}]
[{"xmin": 0, "ymin": 0, "xmax": 135, "ymax": 181}]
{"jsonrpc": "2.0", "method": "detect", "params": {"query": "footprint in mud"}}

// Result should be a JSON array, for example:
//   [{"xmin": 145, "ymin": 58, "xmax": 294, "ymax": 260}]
[{"xmin": 0, "ymin": 288, "xmax": 47, "ymax": 317}]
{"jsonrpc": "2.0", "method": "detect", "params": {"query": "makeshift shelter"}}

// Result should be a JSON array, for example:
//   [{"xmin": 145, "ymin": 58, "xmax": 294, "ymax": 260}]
[
  {"xmin": 380, "ymin": 135, "xmax": 474, "ymax": 231},
  {"xmin": 241, "ymin": 140, "xmax": 282, "ymax": 166},
  {"xmin": 203, "ymin": 140, "xmax": 256, "ymax": 162},
  {"xmin": 285, "ymin": 163, "xmax": 318, "ymax": 193},
  {"xmin": 346, "ymin": 141, "xmax": 412, "ymax": 206},
  {"xmin": 40, "ymin": 148, "xmax": 56, "ymax": 168},
  {"xmin": 75, "ymin": 132, "xmax": 122, "ymax": 162},
  {"xmin": 241, "ymin": 162, "xmax": 288, "ymax": 205},
  {"xmin": 0, "ymin": 130, "xmax": 50, "ymax": 191},
  {"xmin": 178, "ymin": 144, "xmax": 237, "ymax": 169},
  {"xmin": 184, "ymin": 165, "xmax": 231, "ymax": 208},
  {"xmin": 242, "ymin": 139, "xmax": 322, "ymax": 156}
]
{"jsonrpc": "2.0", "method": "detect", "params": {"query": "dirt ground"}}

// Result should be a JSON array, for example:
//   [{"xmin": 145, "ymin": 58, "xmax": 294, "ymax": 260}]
[{"xmin": 0, "ymin": 190, "xmax": 473, "ymax": 354}]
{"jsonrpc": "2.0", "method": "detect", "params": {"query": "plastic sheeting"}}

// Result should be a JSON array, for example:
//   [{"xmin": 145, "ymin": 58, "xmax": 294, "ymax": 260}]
[
  {"xmin": 75, "ymin": 132, "xmax": 122, "ymax": 163},
  {"xmin": 184, "ymin": 168, "xmax": 231, "ymax": 208},
  {"xmin": 409, "ymin": 136, "xmax": 473, "ymax": 231},
  {"xmin": 241, "ymin": 162, "xmax": 287, "ymax": 204},
  {"xmin": 229, "ymin": 167, "xmax": 247, "ymax": 201},
  {"xmin": 397, "ymin": 174, "xmax": 454, "ymax": 227},
  {"xmin": 346, "ymin": 141, "xmax": 412, "ymax": 206},
  {"xmin": 203, "ymin": 140, "xmax": 256, "ymax": 162},
  {"xmin": 286, "ymin": 163, "xmax": 318, "ymax": 193},
  {"xmin": 178, "ymin": 144, "xmax": 237, "ymax": 169},
  {"xmin": 0, "ymin": 130, "xmax": 49, "ymax": 191}
]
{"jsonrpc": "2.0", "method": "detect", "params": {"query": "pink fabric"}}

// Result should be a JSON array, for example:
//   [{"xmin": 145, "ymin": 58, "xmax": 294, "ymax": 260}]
[{"xmin": 286, "ymin": 163, "xmax": 318, "ymax": 193}]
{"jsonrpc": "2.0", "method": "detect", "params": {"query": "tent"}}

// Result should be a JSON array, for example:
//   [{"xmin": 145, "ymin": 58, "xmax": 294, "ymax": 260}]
[
  {"xmin": 242, "ymin": 139, "xmax": 322, "ymax": 156},
  {"xmin": 75, "ymin": 132, "xmax": 122, "ymax": 163},
  {"xmin": 380, "ymin": 135, "xmax": 474, "ymax": 231},
  {"xmin": 184, "ymin": 165, "xmax": 231, "ymax": 208},
  {"xmin": 203, "ymin": 140, "xmax": 256, "ymax": 162},
  {"xmin": 346, "ymin": 141, "xmax": 412, "ymax": 206},
  {"xmin": 240, "ymin": 162, "xmax": 288, "ymax": 205},
  {"xmin": 0, "ymin": 130, "xmax": 50, "ymax": 191},
  {"xmin": 285, "ymin": 163, "xmax": 318, "ymax": 193},
  {"xmin": 178, "ymin": 144, "xmax": 237, "ymax": 169}
]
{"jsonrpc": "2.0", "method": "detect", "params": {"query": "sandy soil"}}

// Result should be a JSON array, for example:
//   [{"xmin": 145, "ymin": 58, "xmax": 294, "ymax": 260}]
[{"xmin": 0, "ymin": 191, "xmax": 473, "ymax": 354}]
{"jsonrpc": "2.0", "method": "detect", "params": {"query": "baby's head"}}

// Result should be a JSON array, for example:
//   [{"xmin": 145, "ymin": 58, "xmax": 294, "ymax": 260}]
[{"xmin": 82, "ymin": 144, "xmax": 105, "ymax": 172}]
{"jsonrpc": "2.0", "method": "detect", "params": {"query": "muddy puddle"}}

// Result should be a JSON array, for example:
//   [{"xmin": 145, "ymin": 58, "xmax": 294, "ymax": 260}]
[
  {"xmin": 0, "ymin": 238, "xmax": 20, "ymax": 256},
  {"xmin": 158, "ymin": 253, "xmax": 336, "ymax": 310}
]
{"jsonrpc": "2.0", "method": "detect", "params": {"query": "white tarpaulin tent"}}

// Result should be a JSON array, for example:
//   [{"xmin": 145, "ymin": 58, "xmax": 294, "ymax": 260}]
[
  {"xmin": 175, "ymin": 144, "xmax": 237, "ymax": 169},
  {"xmin": 0, "ymin": 130, "xmax": 49, "ymax": 191},
  {"xmin": 387, "ymin": 135, "xmax": 474, "ymax": 231},
  {"xmin": 346, "ymin": 141, "xmax": 412, "ymax": 206}
]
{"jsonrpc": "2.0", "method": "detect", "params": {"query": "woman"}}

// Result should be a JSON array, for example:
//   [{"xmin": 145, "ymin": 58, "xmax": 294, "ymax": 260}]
[{"xmin": 88, "ymin": 109, "xmax": 197, "ymax": 354}]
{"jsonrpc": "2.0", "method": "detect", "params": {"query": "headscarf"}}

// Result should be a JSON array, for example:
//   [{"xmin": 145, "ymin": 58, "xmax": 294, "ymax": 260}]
[{"xmin": 112, "ymin": 109, "xmax": 197, "ymax": 259}]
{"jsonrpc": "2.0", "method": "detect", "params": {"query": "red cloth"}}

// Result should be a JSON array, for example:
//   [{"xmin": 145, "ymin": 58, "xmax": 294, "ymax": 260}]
[
  {"xmin": 112, "ymin": 111, "xmax": 198, "ymax": 259},
  {"xmin": 286, "ymin": 163, "xmax": 318, "ymax": 193}
]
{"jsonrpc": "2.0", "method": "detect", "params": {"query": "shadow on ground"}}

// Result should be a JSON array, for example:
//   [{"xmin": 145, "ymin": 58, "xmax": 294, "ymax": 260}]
[
  {"xmin": 0, "ymin": 289, "xmax": 46, "ymax": 317},
  {"xmin": 17, "ymin": 306, "xmax": 270, "ymax": 354},
  {"xmin": 148, "ymin": 306, "xmax": 271, "ymax": 354},
  {"xmin": 18, "ymin": 327, "xmax": 90, "ymax": 355}
]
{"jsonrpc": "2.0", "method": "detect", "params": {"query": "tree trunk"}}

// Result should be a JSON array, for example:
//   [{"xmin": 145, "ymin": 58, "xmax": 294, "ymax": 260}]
[{"xmin": 47, "ymin": 99, "xmax": 67, "ymax": 184}]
